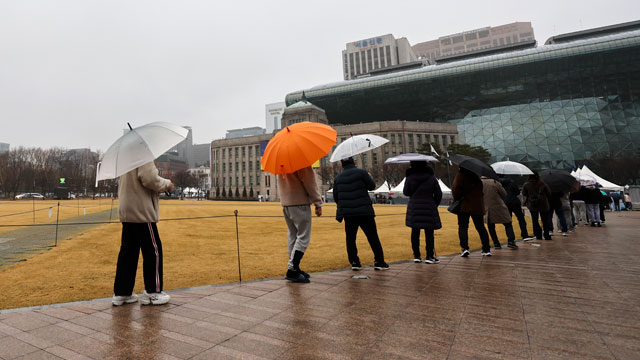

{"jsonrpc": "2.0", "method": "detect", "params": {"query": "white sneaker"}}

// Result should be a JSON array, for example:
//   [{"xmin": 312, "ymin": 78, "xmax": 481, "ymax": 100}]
[
  {"xmin": 413, "ymin": 258, "xmax": 422, "ymax": 263},
  {"xmin": 112, "ymin": 294, "xmax": 138, "ymax": 306},
  {"xmin": 562, "ymin": 232, "xmax": 568, "ymax": 236},
  {"xmin": 460, "ymin": 249, "xmax": 470, "ymax": 257},
  {"xmin": 481, "ymin": 252, "xmax": 492, "ymax": 257},
  {"xmin": 139, "ymin": 290, "xmax": 170, "ymax": 305}
]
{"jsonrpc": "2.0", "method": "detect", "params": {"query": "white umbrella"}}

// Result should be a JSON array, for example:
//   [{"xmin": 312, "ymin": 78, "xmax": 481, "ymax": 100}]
[
  {"xmin": 384, "ymin": 153, "xmax": 438, "ymax": 164},
  {"xmin": 490, "ymin": 160, "xmax": 534, "ymax": 175},
  {"xmin": 329, "ymin": 134, "xmax": 389, "ymax": 162},
  {"xmin": 96, "ymin": 122, "xmax": 188, "ymax": 185}
]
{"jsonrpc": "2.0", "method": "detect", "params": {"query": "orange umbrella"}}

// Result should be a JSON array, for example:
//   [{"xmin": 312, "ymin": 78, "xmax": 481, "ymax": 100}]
[{"xmin": 261, "ymin": 122, "xmax": 337, "ymax": 175}]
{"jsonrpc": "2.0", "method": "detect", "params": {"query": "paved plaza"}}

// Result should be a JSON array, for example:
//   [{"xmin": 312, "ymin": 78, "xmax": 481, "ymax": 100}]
[{"xmin": 1, "ymin": 211, "xmax": 639, "ymax": 359}]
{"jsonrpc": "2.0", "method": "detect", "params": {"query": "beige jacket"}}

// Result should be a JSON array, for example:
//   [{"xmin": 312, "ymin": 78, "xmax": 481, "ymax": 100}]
[
  {"xmin": 481, "ymin": 177, "xmax": 511, "ymax": 224},
  {"xmin": 278, "ymin": 166, "xmax": 323, "ymax": 207},
  {"xmin": 118, "ymin": 162, "xmax": 172, "ymax": 223}
]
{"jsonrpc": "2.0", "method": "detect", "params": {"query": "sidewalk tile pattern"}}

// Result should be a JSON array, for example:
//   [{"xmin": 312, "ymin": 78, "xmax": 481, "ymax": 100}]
[{"xmin": 1, "ymin": 212, "xmax": 639, "ymax": 359}]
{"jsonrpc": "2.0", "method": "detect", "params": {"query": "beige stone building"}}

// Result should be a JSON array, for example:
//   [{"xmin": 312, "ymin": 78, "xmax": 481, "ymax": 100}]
[
  {"xmin": 210, "ymin": 101, "xmax": 457, "ymax": 201},
  {"xmin": 412, "ymin": 22, "xmax": 535, "ymax": 63},
  {"xmin": 342, "ymin": 34, "xmax": 418, "ymax": 80}
]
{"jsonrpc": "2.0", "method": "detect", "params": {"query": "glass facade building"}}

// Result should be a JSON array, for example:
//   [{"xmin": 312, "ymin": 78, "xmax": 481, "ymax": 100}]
[{"xmin": 286, "ymin": 27, "xmax": 640, "ymax": 169}]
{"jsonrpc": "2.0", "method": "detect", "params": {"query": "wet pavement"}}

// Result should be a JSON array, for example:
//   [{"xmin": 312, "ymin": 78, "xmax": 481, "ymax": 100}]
[{"xmin": 0, "ymin": 211, "xmax": 639, "ymax": 359}]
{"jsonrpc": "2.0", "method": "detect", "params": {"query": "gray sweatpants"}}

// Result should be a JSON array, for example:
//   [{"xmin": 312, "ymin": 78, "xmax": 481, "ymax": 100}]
[{"xmin": 282, "ymin": 205, "xmax": 312, "ymax": 270}]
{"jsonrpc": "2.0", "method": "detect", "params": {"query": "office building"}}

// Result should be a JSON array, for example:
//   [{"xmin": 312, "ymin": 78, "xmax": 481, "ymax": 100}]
[
  {"xmin": 286, "ymin": 21, "xmax": 640, "ymax": 170},
  {"xmin": 265, "ymin": 102, "xmax": 286, "ymax": 133},
  {"xmin": 342, "ymin": 34, "xmax": 418, "ymax": 80},
  {"xmin": 210, "ymin": 101, "xmax": 456, "ymax": 201},
  {"xmin": 412, "ymin": 22, "xmax": 535, "ymax": 63}
]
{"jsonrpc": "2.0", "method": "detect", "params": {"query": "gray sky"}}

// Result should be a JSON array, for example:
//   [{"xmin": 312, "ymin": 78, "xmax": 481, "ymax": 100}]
[{"xmin": 1, "ymin": 0, "xmax": 638, "ymax": 152}]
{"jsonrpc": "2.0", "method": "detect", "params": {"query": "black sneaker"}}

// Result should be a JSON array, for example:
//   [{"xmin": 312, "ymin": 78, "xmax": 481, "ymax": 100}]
[
  {"xmin": 351, "ymin": 262, "xmax": 362, "ymax": 271},
  {"xmin": 285, "ymin": 269, "xmax": 310, "ymax": 283},
  {"xmin": 424, "ymin": 257, "xmax": 439, "ymax": 264},
  {"xmin": 596, "ymin": 223, "xmax": 602, "ymax": 227},
  {"xmin": 374, "ymin": 262, "xmax": 390, "ymax": 270},
  {"xmin": 507, "ymin": 242, "xmax": 519, "ymax": 249},
  {"xmin": 460, "ymin": 249, "xmax": 470, "ymax": 257},
  {"xmin": 494, "ymin": 243, "xmax": 502, "ymax": 249}
]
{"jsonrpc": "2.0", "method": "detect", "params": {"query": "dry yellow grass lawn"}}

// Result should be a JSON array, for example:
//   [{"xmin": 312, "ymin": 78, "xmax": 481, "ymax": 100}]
[
  {"xmin": 0, "ymin": 199, "xmax": 116, "ymax": 235},
  {"xmin": 0, "ymin": 200, "xmax": 532, "ymax": 309}
]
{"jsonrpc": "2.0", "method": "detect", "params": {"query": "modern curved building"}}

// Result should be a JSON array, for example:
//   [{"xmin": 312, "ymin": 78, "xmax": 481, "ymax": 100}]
[{"xmin": 285, "ymin": 22, "xmax": 640, "ymax": 169}]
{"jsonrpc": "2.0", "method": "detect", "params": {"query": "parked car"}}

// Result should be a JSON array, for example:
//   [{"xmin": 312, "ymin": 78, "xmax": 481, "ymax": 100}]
[{"xmin": 15, "ymin": 193, "xmax": 45, "ymax": 199}]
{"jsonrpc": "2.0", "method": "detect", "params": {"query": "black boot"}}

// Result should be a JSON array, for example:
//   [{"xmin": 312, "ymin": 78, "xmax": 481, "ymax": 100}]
[
  {"xmin": 285, "ymin": 269, "xmax": 309, "ymax": 283},
  {"xmin": 292, "ymin": 250, "xmax": 310, "ymax": 279}
]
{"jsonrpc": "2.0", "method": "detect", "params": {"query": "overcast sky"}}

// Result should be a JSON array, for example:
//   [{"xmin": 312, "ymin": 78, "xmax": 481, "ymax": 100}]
[{"xmin": 1, "ymin": 0, "xmax": 638, "ymax": 152}]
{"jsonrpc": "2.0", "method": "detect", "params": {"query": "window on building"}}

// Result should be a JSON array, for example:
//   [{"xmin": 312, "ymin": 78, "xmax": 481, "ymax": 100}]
[
  {"xmin": 493, "ymin": 39, "xmax": 498, "ymax": 46},
  {"xmin": 391, "ymin": 134, "xmax": 395, "ymax": 144},
  {"xmin": 385, "ymin": 45, "xmax": 391, "ymax": 66},
  {"xmin": 408, "ymin": 134, "xmax": 413, "ymax": 144},
  {"xmin": 256, "ymin": 175, "xmax": 260, "ymax": 185},
  {"xmin": 373, "ymin": 152, "xmax": 378, "ymax": 165},
  {"xmin": 222, "ymin": 163, "xmax": 226, "ymax": 172},
  {"xmin": 223, "ymin": 177, "xmax": 226, "ymax": 186},
  {"xmin": 355, "ymin": 52, "xmax": 361, "ymax": 75},
  {"xmin": 433, "ymin": 134, "xmax": 439, "ymax": 145},
  {"xmin": 265, "ymin": 175, "xmax": 270, "ymax": 187},
  {"xmin": 499, "ymin": 38, "xmax": 505, "ymax": 45},
  {"xmin": 242, "ymin": 147, "xmax": 245, "ymax": 156},
  {"xmin": 512, "ymin": 34, "xmax": 518, "ymax": 43},
  {"xmin": 373, "ymin": 47, "xmax": 379, "ymax": 69},
  {"xmin": 236, "ymin": 176, "xmax": 239, "ymax": 186},
  {"xmin": 360, "ymin": 50, "xmax": 366, "ymax": 73},
  {"xmin": 379, "ymin": 47, "xmax": 385, "ymax": 67},
  {"xmin": 397, "ymin": 134, "xmax": 402, "ymax": 144},
  {"xmin": 242, "ymin": 162, "xmax": 246, "ymax": 171},
  {"xmin": 362, "ymin": 153, "xmax": 367, "ymax": 166},
  {"xmin": 467, "ymin": 43, "xmax": 477, "ymax": 49},
  {"xmin": 349, "ymin": 53, "xmax": 355, "ymax": 78},
  {"xmin": 366, "ymin": 49, "xmax": 372, "ymax": 72},
  {"xmin": 450, "ymin": 135, "xmax": 455, "ymax": 145},
  {"xmin": 480, "ymin": 40, "xmax": 491, "ymax": 46},
  {"xmin": 478, "ymin": 30, "xmax": 490, "ymax": 38},
  {"xmin": 235, "ymin": 162, "xmax": 239, "ymax": 171},
  {"xmin": 520, "ymin": 32, "xmax": 532, "ymax": 38},
  {"xmin": 505, "ymin": 37, "xmax": 511, "ymax": 44},
  {"xmin": 452, "ymin": 35, "xmax": 464, "ymax": 44},
  {"xmin": 222, "ymin": 148, "xmax": 226, "ymax": 158},
  {"xmin": 440, "ymin": 38, "xmax": 451, "ymax": 46},
  {"xmin": 464, "ymin": 33, "xmax": 477, "ymax": 41},
  {"xmin": 242, "ymin": 177, "xmax": 245, "ymax": 185}
]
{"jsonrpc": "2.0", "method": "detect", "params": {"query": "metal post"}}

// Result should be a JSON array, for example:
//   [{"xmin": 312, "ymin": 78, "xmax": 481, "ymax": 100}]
[
  {"xmin": 32, "ymin": 197, "xmax": 35, "ymax": 224},
  {"xmin": 77, "ymin": 197, "xmax": 80, "ymax": 216},
  {"xmin": 234, "ymin": 210, "xmax": 242, "ymax": 283},
  {"xmin": 54, "ymin": 202, "xmax": 60, "ymax": 247},
  {"xmin": 109, "ymin": 197, "xmax": 114, "ymax": 222}
]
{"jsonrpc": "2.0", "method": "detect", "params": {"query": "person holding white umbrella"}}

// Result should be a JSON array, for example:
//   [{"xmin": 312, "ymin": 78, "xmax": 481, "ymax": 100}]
[
  {"xmin": 491, "ymin": 161, "xmax": 534, "ymax": 242},
  {"xmin": 98, "ymin": 122, "xmax": 188, "ymax": 306}
]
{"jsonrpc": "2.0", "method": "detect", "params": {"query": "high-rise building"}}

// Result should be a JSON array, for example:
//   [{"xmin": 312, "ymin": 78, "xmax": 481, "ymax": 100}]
[
  {"xmin": 412, "ymin": 22, "xmax": 535, "ymax": 63},
  {"xmin": 265, "ymin": 102, "xmax": 285, "ymax": 133},
  {"xmin": 342, "ymin": 34, "xmax": 418, "ymax": 80},
  {"xmin": 287, "ymin": 21, "xmax": 640, "ymax": 171}
]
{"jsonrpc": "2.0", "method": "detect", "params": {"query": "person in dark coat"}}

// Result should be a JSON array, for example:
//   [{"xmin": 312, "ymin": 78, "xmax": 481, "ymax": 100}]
[
  {"xmin": 584, "ymin": 187, "xmax": 603, "ymax": 226},
  {"xmin": 499, "ymin": 177, "xmax": 532, "ymax": 240},
  {"xmin": 522, "ymin": 172, "xmax": 552, "ymax": 240},
  {"xmin": 548, "ymin": 191, "xmax": 568, "ymax": 236},
  {"xmin": 333, "ymin": 157, "xmax": 388, "ymax": 270},
  {"xmin": 403, "ymin": 161, "xmax": 442, "ymax": 264},
  {"xmin": 451, "ymin": 167, "xmax": 492, "ymax": 257}
]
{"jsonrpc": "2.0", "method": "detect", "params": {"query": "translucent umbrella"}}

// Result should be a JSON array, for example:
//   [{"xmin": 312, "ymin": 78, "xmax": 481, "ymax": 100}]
[
  {"xmin": 384, "ymin": 153, "xmax": 438, "ymax": 164},
  {"xmin": 329, "ymin": 134, "xmax": 389, "ymax": 162},
  {"xmin": 96, "ymin": 122, "xmax": 188, "ymax": 185},
  {"xmin": 490, "ymin": 160, "xmax": 534, "ymax": 175}
]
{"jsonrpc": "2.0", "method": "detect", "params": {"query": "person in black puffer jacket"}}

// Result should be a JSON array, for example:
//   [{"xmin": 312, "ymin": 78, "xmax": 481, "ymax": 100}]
[
  {"xmin": 403, "ymin": 161, "xmax": 442, "ymax": 264},
  {"xmin": 333, "ymin": 157, "xmax": 388, "ymax": 270}
]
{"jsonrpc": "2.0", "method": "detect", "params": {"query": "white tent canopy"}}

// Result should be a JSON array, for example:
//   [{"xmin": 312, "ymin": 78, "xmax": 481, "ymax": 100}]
[
  {"xmin": 373, "ymin": 181, "xmax": 391, "ymax": 194},
  {"xmin": 438, "ymin": 179, "xmax": 452, "ymax": 194},
  {"xmin": 572, "ymin": 165, "xmax": 623, "ymax": 191},
  {"xmin": 389, "ymin": 178, "xmax": 405, "ymax": 193}
]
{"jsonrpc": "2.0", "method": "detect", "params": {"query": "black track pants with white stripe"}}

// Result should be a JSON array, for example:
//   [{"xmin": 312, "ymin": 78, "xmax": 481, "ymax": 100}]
[{"xmin": 114, "ymin": 222, "xmax": 163, "ymax": 296}]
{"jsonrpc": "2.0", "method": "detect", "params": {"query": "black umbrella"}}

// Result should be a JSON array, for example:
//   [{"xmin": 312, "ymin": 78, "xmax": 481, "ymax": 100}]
[
  {"xmin": 449, "ymin": 154, "xmax": 499, "ymax": 180},
  {"xmin": 539, "ymin": 169, "xmax": 578, "ymax": 193}
]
